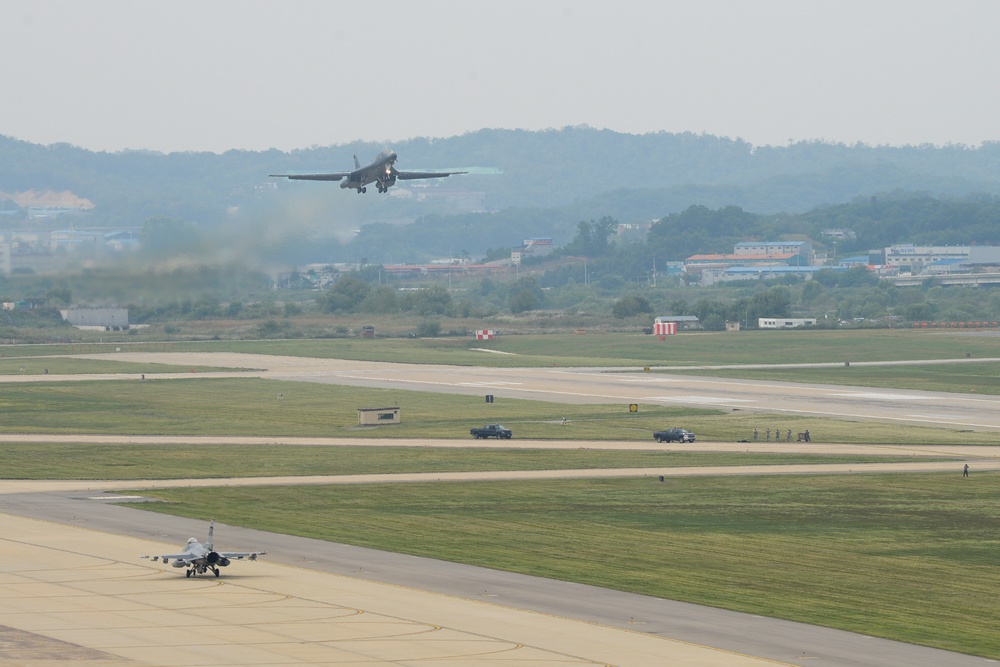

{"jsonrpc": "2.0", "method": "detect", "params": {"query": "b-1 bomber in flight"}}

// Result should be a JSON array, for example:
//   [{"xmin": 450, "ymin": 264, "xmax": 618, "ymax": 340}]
[{"xmin": 270, "ymin": 149, "xmax": 466, "ymax": 194}]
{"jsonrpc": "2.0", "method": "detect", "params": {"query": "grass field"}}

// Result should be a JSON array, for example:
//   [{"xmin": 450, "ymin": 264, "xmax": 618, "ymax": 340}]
[
  {"xmin": 0, "ymin": 442, "xmax": 949, "ymax": 479},
  {"xmin": 0, "ymin": 377, "xmax": 995, "ymax": 444},
  {"xmin": 4, "ymin": 328, "xmax": 999, "ymax": 367},
  {"xmin": 122, "ymin": 472, "xmax": 1000, "ymax": 659},
  {"xmin": 0, "ymin": 357, "xmax": 231, "ymax": 376},
  {"xmin": 0, "ymin": 377, "xmax": 707, "ymax": 437}
]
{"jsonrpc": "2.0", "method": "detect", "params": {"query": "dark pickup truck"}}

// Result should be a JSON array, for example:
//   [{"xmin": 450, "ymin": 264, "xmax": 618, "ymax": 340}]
[
  {"xmin": 470, "ymin": 423, "xmax": 513, "ymax": 439},
  {"xmin": 653, "ymin": 428, "xmax": 696, "ymax": 443}
]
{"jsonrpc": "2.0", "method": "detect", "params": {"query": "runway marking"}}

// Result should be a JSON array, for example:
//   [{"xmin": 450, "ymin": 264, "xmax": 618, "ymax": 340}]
[
  {"xmin": 907, "ymin": 413, "xmax": 964, "ymax": 421},
  {"xmin": 616, "ymin": 376, "xmax": 683, "ymax": 383},
  {"xmin": 829, "ymin": 392, "xmax": 934, "ymax": 400},
  {"xmin": 457, "ymin": 381, "xmax": 523, "ymax": 387}
]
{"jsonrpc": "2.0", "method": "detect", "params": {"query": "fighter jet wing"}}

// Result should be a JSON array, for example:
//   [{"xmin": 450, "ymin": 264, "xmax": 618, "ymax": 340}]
[
  {"xmin": 395, "ymin": 169, "xmax": 467, "ymax": 180},
  {"xmin": 141, "ymin": 552, "xmax": 199, "ymax": 563},
  {"xmin": 141, "ymin": 550, "xmax": 263, "ymax": 563},
  {"xmin": 217, "ymin": 551, "xmax": 266, "ymax": 560},
  {"xmin": 269, "ymin": 171, "xmax": 350, "ymax": 181}
]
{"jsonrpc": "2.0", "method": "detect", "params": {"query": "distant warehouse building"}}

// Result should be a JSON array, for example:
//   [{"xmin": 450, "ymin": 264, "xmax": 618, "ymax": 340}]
[
  {"xmin": 61, "ymin": 307, "xmax": 129, "ymax": 330},
  {"xmin": 759, "ymin": 317, "xmax": 817, "ymax": 329},
  {"xmin": 702, "ymin": 265, "xmax": 842, "ymax": 285},
  {"xmin": 734, "ymin": 241, "xmax": 813, "ymax": 262},
  {"xmin": 884, "ymin": 244, "xmax": 970, "ymax": 274}
]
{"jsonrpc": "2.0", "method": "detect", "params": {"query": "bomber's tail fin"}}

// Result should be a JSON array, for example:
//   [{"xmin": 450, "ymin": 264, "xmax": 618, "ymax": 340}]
[{"xmin": 353, "ymin": 155, "xmax": 361, "ymax": 169}]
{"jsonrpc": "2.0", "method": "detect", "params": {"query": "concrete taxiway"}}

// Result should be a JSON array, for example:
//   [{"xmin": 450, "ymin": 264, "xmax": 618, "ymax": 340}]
[{"xmin": 6, "ymin": 511, "xmax": 756, "ymax": 667}]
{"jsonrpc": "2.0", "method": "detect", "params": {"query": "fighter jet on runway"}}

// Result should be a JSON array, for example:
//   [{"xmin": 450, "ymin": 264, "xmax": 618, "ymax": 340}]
[
  {"xmin": 141, "ymin": 520, "xmax": 266, "ymax": 578},
  {"xmin": 270, "ymin": 149, "xmax": 467, "ymax": 193}
]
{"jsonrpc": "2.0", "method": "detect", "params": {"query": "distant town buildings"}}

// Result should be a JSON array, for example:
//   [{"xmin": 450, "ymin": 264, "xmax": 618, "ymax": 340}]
[
  {"xmin": 685, "ymin": 240, "xmax": 823, "ymax": 285},
  {"xmin": 3, "ymin": 298, "xmax": 47, "ymax": 311},
  {"xmin": 511, "ymin": 238, "xmax": 553, "ymax": 265},
  {"xmin": 676, "ymin": 240, "xmax": 1000, "ymax": 287},
  {"xmin": 0, "ymin": 228, "xmax": 138, "ymax": 276},
  {"xmin": 821, "ymin": 228, "xmax": 857, "ymax": 240},
  {"xmin": 0, "ymin": 189, "xmax": 95, "ymax": 219}
]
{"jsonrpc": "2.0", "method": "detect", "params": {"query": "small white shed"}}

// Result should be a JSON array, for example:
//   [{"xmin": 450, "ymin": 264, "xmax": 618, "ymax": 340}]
[{"xmin": 357, "ymin": 406, "xmax": 401, "ymax": 426}]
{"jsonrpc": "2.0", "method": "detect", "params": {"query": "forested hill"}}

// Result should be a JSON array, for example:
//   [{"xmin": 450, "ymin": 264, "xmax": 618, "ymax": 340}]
[{"xmin": 3, "ymin": 129, "xmax": 1000, "ymax": 230}]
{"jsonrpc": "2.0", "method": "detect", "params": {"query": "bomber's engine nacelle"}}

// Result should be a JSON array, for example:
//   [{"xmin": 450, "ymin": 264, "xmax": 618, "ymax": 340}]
[{"xmin": 385, "ymin": 174, "xmax": 397, "ymax": 188}]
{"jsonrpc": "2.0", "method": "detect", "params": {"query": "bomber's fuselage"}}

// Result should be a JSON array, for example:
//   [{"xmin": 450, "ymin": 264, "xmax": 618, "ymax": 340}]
[{"xmin": 341, "ymin": 150, "xmax": 398, "ymax": 190}]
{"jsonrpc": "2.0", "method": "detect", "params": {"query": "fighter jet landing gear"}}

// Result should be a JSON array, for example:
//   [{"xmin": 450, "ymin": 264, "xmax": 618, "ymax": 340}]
[{"xmin": 186, "ymin": 565, "xmax": 221, "ymax": 578}]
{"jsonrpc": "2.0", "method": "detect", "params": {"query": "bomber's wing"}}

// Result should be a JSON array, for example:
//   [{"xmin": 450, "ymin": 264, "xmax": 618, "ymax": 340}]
[
  {"xmin": 217, "ymin": 550, "xmax": 266, "ymax": 561},
  {"xmin": 394, "ymin": 169, "xmax": 467, "ymax": 181},
  {"xmin": 269, "ymin": 171, "xmax": 351, "ymax": 182}
]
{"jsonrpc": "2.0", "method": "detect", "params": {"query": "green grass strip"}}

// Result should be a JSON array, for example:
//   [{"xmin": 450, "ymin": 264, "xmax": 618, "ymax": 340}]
[
  {"xmin": 4, "ymin": 329, "xmax": 999, "ymax": 367},
  {"xmin": 124, "ymin": 471, "xmax": 1000, "ymax": 659},
  {"xmin": 0, "ymin": 443, "xmax": 949, "ymax": 480},
  {"xmin": 0, "ymin": 358, "xmax": 232, "ymax": 376}
]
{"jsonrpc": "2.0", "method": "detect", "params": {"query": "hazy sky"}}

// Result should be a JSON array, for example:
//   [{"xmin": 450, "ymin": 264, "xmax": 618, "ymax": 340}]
[{"xmin": 3, "ymin": 0, "xmax": 999, "ymax": 153}]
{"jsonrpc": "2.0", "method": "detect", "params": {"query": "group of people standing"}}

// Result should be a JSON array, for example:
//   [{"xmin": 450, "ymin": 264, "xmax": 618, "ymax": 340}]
[{"xmin": 752, "ymin": 427, "xmax": 809, "ymax": 442}]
